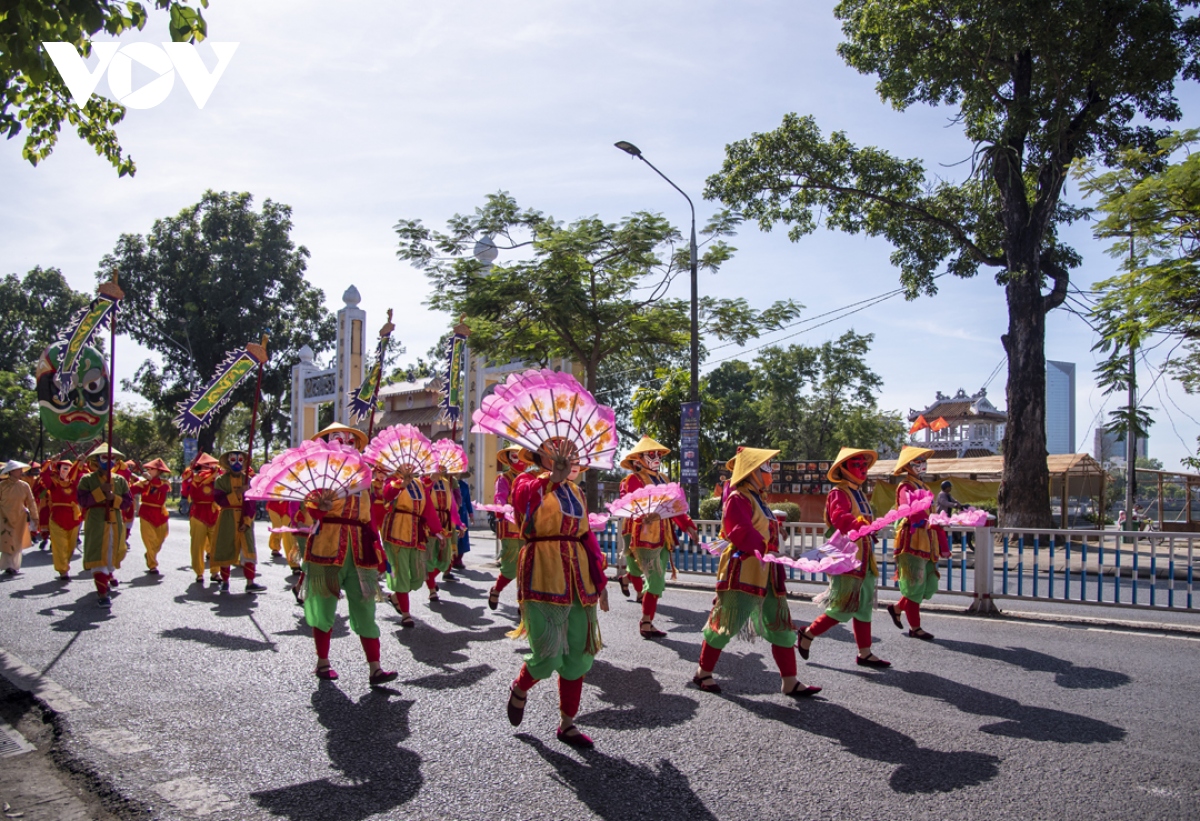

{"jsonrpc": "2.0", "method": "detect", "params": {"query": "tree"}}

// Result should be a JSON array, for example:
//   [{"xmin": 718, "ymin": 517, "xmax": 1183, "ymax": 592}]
[
  {"xmin": 101, "ymin": 190, "xmax": 336, "ymax": 455},
  {"xmin": 112, "ymin": 403, "xmax": 180, "ymax": 466},
  {"xmin": 704, "ymin": 0, "xmax": 1200, "ymax": 528},
  {"xmin": 701, "ymin": 360, "xmax": 768, "ymax": 461},
  {"xmin": 395, "ymin": 192, "xmax": 801, "ymax": 508},
  {"xmin": 1, "ymin": 1, "xmax": 208, "ymax": 176}
]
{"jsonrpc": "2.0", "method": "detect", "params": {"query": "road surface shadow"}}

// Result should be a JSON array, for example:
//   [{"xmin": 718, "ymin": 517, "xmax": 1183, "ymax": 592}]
[
  {"xmin": 724, "ymin": 693, "xmax": 1001, "ymax": 793},
  {"xmin": 250, "ymin": 684, "xmax": 423, "ymax": 821},
  {"xmin": 934, "ymin": 639, "xmax": 1132, "ymax": 689},
  {"xmin": 275, "ymin": 615, "xmax": 350, "ymax": 640},
  {"xmin": 576, "ymin": 660, "xmax": 699, "ymax": 730},
  {"xmin": 393, "ymin": 621, "xmax": 511, "ymax": 670},
  {"xmin": 516, "ymin": 734, "xmax": 717, "ymax": 820},
  {"xmin": 160, "ymin": 626, "xmax": 276, "ymax": 653},
  {"xmin": 859, "ymin": 669, "xmax": 1127, "ymax": 744},
  {"xmin": 403, "ymin": 662, "xmax": 494, "ymax": 690},
  {"xmin": 9, "ymin": 578, "xmax": 73, "ymax": 600},
  {"xmin": 649, "ymin": 602, "xmax": 707, "ymax": 635},
  {"xmin": 424, "ymin": 596, "xmax": 494, "ymax": 630}
]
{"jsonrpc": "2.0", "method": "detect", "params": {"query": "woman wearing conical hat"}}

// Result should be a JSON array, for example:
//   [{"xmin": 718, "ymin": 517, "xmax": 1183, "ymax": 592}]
[
  {"xmin": 487, "ymin": 447, "xmax": 530, "ymax": 611},
  {"xmin": 380, "ymin": 464, "xmax": 444, "ymax": 628},
  {"xmin": 131, "ymin": 458, "xmax": 173, "ymax": 576},
  {"xmin": 211, "ymin": 450, "xmax": 266, "ymax": 594},
  {"xmin": 885, "ymin": 446, "xmax": 946, "ymax": 641},
  {"xmin": 616, "ymin": 436, "xmax": 697, "ymax": 639},
  {"xmin": 0, "ymin": 460, "xmax": 39, "ymax": 576},
  {"xmin": 692, "ymin": 447, "xmax": 821, "ymax": 697},
  {"xmin": 797, "ymin": 448, "xmax": 890, "ymax": 668},
  {"xmin": 76, "ymin": 445, "xmax": 133, "ymax": 608}
]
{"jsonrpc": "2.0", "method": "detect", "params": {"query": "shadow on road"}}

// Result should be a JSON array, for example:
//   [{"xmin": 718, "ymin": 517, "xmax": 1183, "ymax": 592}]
[
  {"xmin": 516, "ymin": 733, "xmax": 717, "ymax": 821},
  {"xmin": 934, "ymin": 639, "xmax": 1132, "ymax": 689},
  {"xmin": 404, "ymin": 662, "xmax": 494, "ymax": 690},
  {"xmin": 577, "ymin": 660, "xmax": 698, "ymax": 730},
  {"xmin": 393, "ymin": 621, "xmax": 511, "ymax": 670},
  {"xmin": 250, "ymin": 683, "xmax": 423, "ymax": 821},
  {"xmin": 160, "ymin": 626, "xmax": 277, "ymax": 653},
  {"xmin": 724, "ymin": 693, "xmax": 1002, "ymax": 793}
]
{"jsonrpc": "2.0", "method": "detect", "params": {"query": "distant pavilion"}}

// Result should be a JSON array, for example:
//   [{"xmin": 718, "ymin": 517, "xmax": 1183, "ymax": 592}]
[{"xmin": 907, "ymin": 388, "xmax": 1007, "ymax": 459}]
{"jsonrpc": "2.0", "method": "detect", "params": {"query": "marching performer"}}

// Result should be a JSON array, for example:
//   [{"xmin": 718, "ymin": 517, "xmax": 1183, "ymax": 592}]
[
  {"xmin": 692, "ymin": 447, "xmax": 820, "ymax": 697},
  {"xmin": 487, "ymin": 447, "xmax": 529, "ymax": 611},
  {"xmin": 182, "ymin": 453, "xmax": 222, "ymax": 585},
  {"xmin": 302, "ymin": 424, "xmax": 397, "ymax": 686},
  {"xmin": 266, "ymin": 498, "xmax": 303, "ymax": 575},
  {"xmin": 886, "ymin": 446, "xmax": 944, "ymax": 640},
  {"xmin": 27, "ymin": 464, "xmax": 51, "ymax": 551},
  {"xmin": 798, "ymin": 448, "xmax": 890, "ymax": 668},
  {"xmin": 212, "ymin": 450, "xmax": 265, "ymax": 593},
  {"xmin": 77, "ymin": 445, "xmax": 133, "ymax": 607},
  {"xmin": 422, "ymin": 455, "xmax": 463, "ymax": 602},
  {"xmin": 0, "ymin": 461, "xmax": 39, "ymax": 576},
  {"xmin": 42, "ymin": 460, "xmax": 83, "ymax": 581},
  {"xmin": 380, "ymin": 469, "xmax": 443, "ymax": 628},
  {"xmin": 616, "ymin": 437, "xmax": 697, "ymax": 638},
  {"xmin": 131, "ymin": 458, "xmax": 172, "ymax": 575}
]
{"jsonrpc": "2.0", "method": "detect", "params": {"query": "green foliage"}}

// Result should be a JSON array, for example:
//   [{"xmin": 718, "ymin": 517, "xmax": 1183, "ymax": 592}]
[
  {"xmin": 100, "ymin": 190, "xmax": 336, "ymax": 455},
  {"xmin": 112, "ymin": 403, "xmax": 179, "ymax": 466},
  {"xmin": 630, "ymin": 368, "xmax": 722, "ymax": 483},
  {"xmin": 0, "ymin": 266, "xmax": 92, "ymax": 377},
  {"xmin": 0, "ymin": 370, "xmax": 41, "ymax": 459},
  {"xmin": 0, "ymin": 1, "xmax": 209, "ymax": 175},
  {"xmin": 767, "ymin": 501, "xmax": 802, "ymax": 522},
  {"xmin": 698, "ymin": 496, "xmax": 721, "ymax": 521}
]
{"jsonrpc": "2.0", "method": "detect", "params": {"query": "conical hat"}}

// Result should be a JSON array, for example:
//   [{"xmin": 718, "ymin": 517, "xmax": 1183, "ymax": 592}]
[
  {"xmin": 194, "ymin": 453, "xmax": 220, "ymax": 469},
  {"xmin": 724, "ymin": 446, "xmax": 780, "ymax": 487},
  {"xmin": 142, "ymin": 458, "xmax": 173, "ymax": 474},
  {"xmin": 0, "ymin": 460, "xmax": 30, "ymax": 477},
  {"xmin": 495, "ymin": 446, "xmax": 530, "ymax": 473},
  {"xmin": 892, "ymin": 446, "xmax": 934, "ymax": 476},
  {"xmin": 313, "ymin": 423, "xmax": 367, "ymax": 449},
  {"xmin": 827, "ymin": 447, "xmax": 877, "ymax": 484},
  {"xmin": 85, "ymin": 444, "xmax": 125, "ymax": 463},
  {"xmin": 620, "ymin": 436, "xmax": 671, "ymax": 471}
]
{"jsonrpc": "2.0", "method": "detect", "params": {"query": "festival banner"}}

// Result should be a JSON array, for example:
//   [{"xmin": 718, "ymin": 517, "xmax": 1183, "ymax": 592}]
[
  {"xmin": 439, "ymin": 324, "xmax": 468, "ymax": 424},
  {"xmin": 54, "ymin": 277, "xmax": 123, "ymax": 401},
  {"xmin": 348, "ymin": 310, "xmax": 395, "ymax": 425},
  {"xmin": 174, "ymin": 341, "xmax": 269, "ymax": 435}
]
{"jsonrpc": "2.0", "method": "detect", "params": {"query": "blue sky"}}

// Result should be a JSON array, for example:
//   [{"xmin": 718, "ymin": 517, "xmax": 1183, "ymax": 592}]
[{"xmin": 3, "ymin": 0, "xmax": 1198, "ymax": 469}]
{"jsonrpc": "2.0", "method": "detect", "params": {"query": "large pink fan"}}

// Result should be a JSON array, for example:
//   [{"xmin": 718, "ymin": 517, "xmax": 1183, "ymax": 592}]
[
  {"xmin": 588, "ymin": 512, "xmax": 610, "ymax": 531},
  {"xmin": 606, "ymin": 483, "xmax": 688, "ymax": 520},
  {"xmin": 928, "ymin": 507, "xmax": 990, "ymax": 528},
  {"xmin": 477, "ymin": 502, "xmax": 515, "ymax": 523},
  {"xmin": 844, "ymin": 489, "xmax": 934, "ymax": 540},
  {"xmin": 365, "ymin": 424, "xmax": 435, "ymax": 476},
  {"xmin": 470, "ymin": 369, "xmax": 618, "ymax": 469},
  {"xmin": 246, "ymin": 440, "xmax": 372, "ymax": 503},
  {"xmin": 431, "ymin": 439, "xmax": 467, "ymax": 474},
  {"xmin": 701, "ymin": 535, "xmax": 862, "ymax": 575}
]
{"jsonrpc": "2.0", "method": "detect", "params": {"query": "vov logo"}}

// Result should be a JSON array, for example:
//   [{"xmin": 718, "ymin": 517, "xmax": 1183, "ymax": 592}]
[{"xmin": 42, "ymin": 42, "xmax": 238, "ymax": 110}]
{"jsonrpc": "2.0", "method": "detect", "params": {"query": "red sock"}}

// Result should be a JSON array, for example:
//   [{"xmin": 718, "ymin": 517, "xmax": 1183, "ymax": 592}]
[
  {"xmin": 852, "ymin": 618, "xmax": 872, "ymax": 650},
  {"xmin": 396, "ymin": 592, "xmax": 410, "ymax": 612},
  {"xmin": 360, "ymin": 636, "xmax": 380, "ymax": 663},
  {"xmin": 699, "ymin": 640, "xmax": 722, "ymax": 672},
  {"xmin": 494, "ymin": 574, "xmax": 513, "ymax": 592},
  {"xmin": 559, "ymin": 675, "xmax": 583, "ymax": 718},
  {"xmin": 772, "ymin": 643, "xmax": 797, "ymax": 678},
  {"xmin": 93, "ymin": 572, "xmax": 109, "ymax": 597},
  {"xmin": 630, "ymin": 575, "xmax": 644, "ymax": 594},
  {"xmin": 220, "ymin": 566, "xmax": 231, "ymax": 582},
  {"xmin": 807, "ymin": 614, "xmax": 839, "ymax": 637},
  {"xmin": 641, "ymin": 592, "xmax": 658, "ymax": 620},
  {"xmin": 514, "ymin": 664, "xmax": 538, "ymax": 692},
  {"xmin": 905, "ymin": 601, "xmax": 921, "ymax": 629},
  {"xmin": 313, "ymin": 627, "xmax": 332, "ymax": 659},
  {"xmin": 243, "ymin": 562, "xmax": 256, "ymax": 582},
  {"xmin": 426, "ymin": 571, "xmax": 438, "ymax": 590}
]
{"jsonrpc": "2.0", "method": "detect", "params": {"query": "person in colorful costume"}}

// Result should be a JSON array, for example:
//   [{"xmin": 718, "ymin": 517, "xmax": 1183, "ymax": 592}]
[
  {"xmin": 302, "ymin": 423, "xmax": 397, "ymax": 687},
  {"xmin": 691, "ymin": 447, "xmax": 820, "ymax": 697},
  {"xmin": 212, "ymin": 450, "xmax": 265, "ymax": 593},
  {"xmin": 487, "ymin": 447, "xmax": 530, "ymax": 611},
  {"xmin": 505, "ymin": 443, "xmax": 608, "ymax": 749},
  {"xmin": 422, "ymin": 459, "xmax": 463, "ymax": 602},
  {"xmin": 77, "ymin": 445, "xmax": 133, "ymax": 608},
  {"xmin": 886, "ymin": 446, "xmax": 945, "ymax": 641},
  {"xmin": 454, "ymin": 470, "xmax": 474, "ymax": 570},
  {"xmin": 42, "ymin": 459, "xmax": 83, "ymax": 581},
  {"xmin": 131, "ymin": 458, "xmax": 172, "ymax": 575},
  {"xmin": 266, "ymin": 498, "xmax": 303, "ymax": 574},
  {"xmin": 798, "ymin": 447, "xmax": 891, "ymax": 668},
  {"xmin": 182, "ymin": 453, "xmax": 222, "ymax": 585},
  {"xmin": 0, "ymin": 461, "xmax": 40, "ymax": 576},
  {"xmin": 616, "ymin": 436, "xmax": 697, "ymax": 639},
  {"xmin": 380, "ymin": 468, "xmax": 444, "ymax": 628}
]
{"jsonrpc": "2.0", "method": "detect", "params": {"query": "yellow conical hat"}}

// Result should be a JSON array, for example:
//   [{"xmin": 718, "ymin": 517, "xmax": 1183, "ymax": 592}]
[
  {"xmin": 85, "ymin": 444, "xmax": 125, "ymax": 465},
  {"xmin": 724, "ymin": 446, "xmax": 780, "ymax": 487},
  {"xmin": 827, "ymin": 447, "xmax": 877, "ymax": 484},
  {"xmin": 495, "ymin": 446, "xmax": 530, "ymax": 473},
  {"xmin": 313, "ymin": 423, "xmax": 368, "ymax": 449},
  {"xmin": 892, "ymin": 446, "xmax": 935, "ymax": 476},
  {"xmin": 620, "ymin": 436, "xmax": 671, "ymax": 471}
]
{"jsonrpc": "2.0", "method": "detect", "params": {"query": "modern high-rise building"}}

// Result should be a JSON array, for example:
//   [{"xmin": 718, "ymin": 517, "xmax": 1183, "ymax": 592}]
[
  {"xmin": 1094, "ymin": 428, "xmax": 1149, "ymax": 466},
  {"xmin": 1045, "ymin": 360, "xmax": 1076, "ymax": 455}
]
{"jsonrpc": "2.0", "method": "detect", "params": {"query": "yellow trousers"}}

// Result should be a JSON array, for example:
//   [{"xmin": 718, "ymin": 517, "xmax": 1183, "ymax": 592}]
[
  {"xmin": 267, "ymin": 509, "xmax": 300, "ymax": 567},
  {"xmin": 49, "ymin": 522, "xmax": 79, "ymax": 575},
  {"xmin": 189, "ymin": 518, "xmax": 216, "ymax": 578},
  {"xmin": 141, "ymin": 519, "xmax": 168, "ymax": 570}
]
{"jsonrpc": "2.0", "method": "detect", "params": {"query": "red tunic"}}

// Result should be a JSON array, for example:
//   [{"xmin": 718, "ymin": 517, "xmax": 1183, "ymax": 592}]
[
  {"xmin": 132, "ymin": 477, "xmax": 171, "ymax": 527},
  {"xmin": 44, "ymin": 474, "xmax": 82, "ymax": 530},
  {"xmin": 493, "ymin": 471, "xmax": 522, "ymax": 540},
  {"xmin": 185, "ymin": 469, "xmax": 220, "ymax": 527}
]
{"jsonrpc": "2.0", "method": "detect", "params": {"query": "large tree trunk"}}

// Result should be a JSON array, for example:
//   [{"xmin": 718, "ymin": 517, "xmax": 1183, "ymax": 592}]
[{"xmin": 998, "ymin": 268, "xmax": 1053, "ymax": 529}]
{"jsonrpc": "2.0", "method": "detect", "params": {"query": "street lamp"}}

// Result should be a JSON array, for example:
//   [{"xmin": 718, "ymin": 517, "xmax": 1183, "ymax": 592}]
[{"xmin": 615, "ymin": 140, "xmax": 701, "ymax": 517}]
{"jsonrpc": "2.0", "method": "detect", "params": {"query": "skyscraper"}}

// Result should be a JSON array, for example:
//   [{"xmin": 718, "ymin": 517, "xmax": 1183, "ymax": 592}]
[{"xmin": 1045, "ymin": 360, "xmax": 1076, "ymax": 455}]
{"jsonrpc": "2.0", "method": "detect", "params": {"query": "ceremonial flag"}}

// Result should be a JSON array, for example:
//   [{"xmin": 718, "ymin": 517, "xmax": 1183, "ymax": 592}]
[
  {"xmin": 909, "ymin": 414, "xmax": 929, "ymax": 435},
  {"xmin": 929, "ymin": 416, "xmax": 950, "ymax": 432},
  {"xmin": 54, "ymin": 278, "xmax": 123, "ymax": 401},
  {"xmin": 174, "ymin": 341, "xmax": 269, "ymax": 435},
  {"xmin": 349, "ymin": 310, "xmax": 394, "ymax": 426},
  {"xmin": 439, "ymin": 323, "xmax": 468, "ymax": 424}
]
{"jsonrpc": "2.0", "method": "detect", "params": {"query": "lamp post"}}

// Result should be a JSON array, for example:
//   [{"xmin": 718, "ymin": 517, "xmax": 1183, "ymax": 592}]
[{"xmin": 615, "ymin": 140, "xmax": 701, "ymax": 517}]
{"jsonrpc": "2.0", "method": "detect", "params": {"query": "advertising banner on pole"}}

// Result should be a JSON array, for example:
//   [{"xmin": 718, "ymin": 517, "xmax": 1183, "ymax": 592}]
[{"xmin": 680, "ymin": 401, "xmax": 700, "ymax": 484}]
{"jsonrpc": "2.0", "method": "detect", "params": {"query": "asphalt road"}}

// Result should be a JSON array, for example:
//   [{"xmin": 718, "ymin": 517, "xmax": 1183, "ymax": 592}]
[{"xmin": 1, "ymin": 526, "xmax": 1198, "ymax": 821}]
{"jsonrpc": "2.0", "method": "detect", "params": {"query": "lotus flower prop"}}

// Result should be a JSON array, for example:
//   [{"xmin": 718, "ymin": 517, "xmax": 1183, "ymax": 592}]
[
  {"xmin": 245, "ymin": 440, "xmax": 372, "ymax": 503},
  {"xmin": 477, "ymin": 502, "xmax": 515, "ymax": 524},
  {"xmin": 365, "ymin": 424, "xmax": 435, "ymax": 477},
  {"xmin": 588, "ymin": 512, "xmax": 610, "ymax": 531},
  {"xmin": 700, "ymin": 535, "xmax": 862, "ymax": 575},
  {"xmin": 431, "ymin": 439, "xmax": 468, "ymax": 474},
  {"xmin": 470, "ymin": 369, "xmax": 619, "ymax": 469},
  {"xmin": 927, "ymin": 507, "xmax": 990, "ymax": 528},
  {"xmin": 844, "ymin": 489, "xmax": 934, "ymax": 540},
  {"xmin": 606, "ymin": 482, "xmax": 688, "ymax": 521}
]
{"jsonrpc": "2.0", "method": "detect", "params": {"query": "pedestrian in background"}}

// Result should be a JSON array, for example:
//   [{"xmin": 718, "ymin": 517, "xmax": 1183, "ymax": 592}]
[
  {"xmin": 0, "ymin": 461, "xmax": 39, "ymax": 576},
  {"xmin": 454, "ymin": 469, "xmax": 474, "ymax": 571}
]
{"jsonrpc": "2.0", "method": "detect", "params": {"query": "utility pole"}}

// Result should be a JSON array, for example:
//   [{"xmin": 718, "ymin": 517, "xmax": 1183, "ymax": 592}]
[{"xmin": 1124, "ymin": 223, "xmax": 1138, "ymax": 532}]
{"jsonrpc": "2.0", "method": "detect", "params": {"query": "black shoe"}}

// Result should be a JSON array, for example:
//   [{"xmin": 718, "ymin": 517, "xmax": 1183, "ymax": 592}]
[
  {"xmin": 783, "ymin": 682, "xmax": 823, "ymax": 698},
  {"xmin": 907, "ymin": 628, "xmax": 935, "ymax": 641},
  {"xmin": 887, "ymin": 603, "xmax": 903, "ymax": 630},
  {"xmin": 617, "ymin": 574, "xmax": 630, "ymax": 598},
  {"xmin": 856, "ymin": 654, "xmax": 891, "ymax": 668},
  {"xmin": 108, "ymin": 577, "xmax": 119, "ymax": 588},
  {"xmin": 220, "ymin": 580, "xmax": 230, "ymax": 592},
  {"xmin": 97, "ymin": 596, "xmax": 111, "ymax": 609},
  {"xmin": 797, "ymin": 628, "xmax": 814, "ymax": 661},
  {"xmin": 245, "ymin": 582, "xmax": 267, "ymax": 593},
  {"xmin": 442, "ymin": 572, "xmax": 457, "ymax": 582},
  {"xmin": 487, "ymin": 588, "xmax": 500, "ymax": 611}
]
